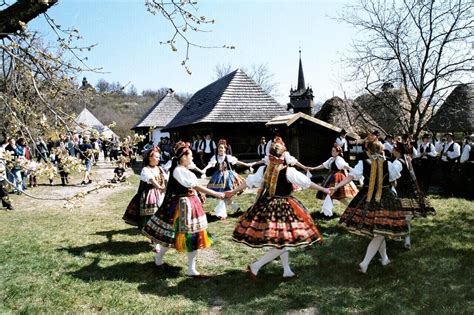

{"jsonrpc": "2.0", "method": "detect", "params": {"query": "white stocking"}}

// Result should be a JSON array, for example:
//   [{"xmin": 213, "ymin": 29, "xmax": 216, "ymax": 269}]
[
  {"xmin": 280, "ymin": 250, "xmax": 295, "ymax": 277},
  {"xmin": 187, "ymin": 250, "xmax": 199, "ymax": 276},
  {"xmin": 154, "ymin": 246, "xmax": 169, "ymax": 266},
  {"xmin": 359, "ymin": 235, "xmax": 385, "ymax": 273},
  {"xmin": 405, "ymin": 221, "xmax": 412, "ymax": 248},
  {"xmin": 231, "ymin": 201, "xmax": 241, "ymax": 211},
  {"xmin": 250, "ymin": 248, "xmax": 286, "ymax": 275},
  {"xmin": 378, "ymin": 238, "xmax": 390, "ymax": 265}
]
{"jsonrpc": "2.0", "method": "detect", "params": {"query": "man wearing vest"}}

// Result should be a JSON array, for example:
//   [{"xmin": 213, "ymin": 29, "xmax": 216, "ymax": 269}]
[
  {"xmin": 414, "ymin": 134, "xmax": 437, "ymax": 193},
  {"xmin": 383, "ymin": 134, "xmax": 394, "ymax": 159},
  {"xmin": 336, "ymin": 129, "xmax": 350, "ymax": 162},
  {"xmin": 257, "ymin": 136, "xmax": 267, "ymax": 159},
  {"xmin": 460, "ymin": 134, "xmax": 473, "ymax": 163},
  {"xmin": 199, "ymin": 134, "xmax": 217, "ymax": 166},
  {"xmin": 440, "ymin": 132, "xmax": 461, "ymax": 196}
]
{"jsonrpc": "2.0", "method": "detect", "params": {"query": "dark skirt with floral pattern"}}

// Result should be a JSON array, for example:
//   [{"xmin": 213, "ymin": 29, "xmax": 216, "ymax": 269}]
[
  {"xmin": 339, "ymin": 186, "xmax": 409, "ymax": 238},
  {"xmin": 233, "ymin": 196, "xmax": 323, "ymax": 248},
  {"xmin": 397, "ymin": 175, "xmax": 436, "ymax": 217},
  {"xmin": 142, "ymin": 193, "xmax": 213, "ymax": 252},
  {"xmin": 123, "ymin": 181, "xmax": 163, "ymax": 228}
]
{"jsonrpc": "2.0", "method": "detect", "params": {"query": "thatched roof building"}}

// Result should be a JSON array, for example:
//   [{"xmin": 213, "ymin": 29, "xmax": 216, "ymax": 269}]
[
  {"xmin": 164, "ymin": 69, "xmax": 288, "ymax": 157},
  {"xmin": 428, "ymin": 84, "xmax": 474, "ymax": 133},
  {"xmin": 132, "ymin": 89, "xmax": 184, "ymax": 144},
  {"xmin": 355, "ymin": 88, "xmax": 431, "ymax": 135},
  {"xmin": 315, "ymin": 96, "xmax": 383, "ymax": 137}
]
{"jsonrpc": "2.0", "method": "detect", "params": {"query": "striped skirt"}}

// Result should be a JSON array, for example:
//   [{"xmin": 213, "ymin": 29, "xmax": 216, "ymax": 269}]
[
  {"xmin": 142, "ymin": 194, "xmax": 213, "ymax": 252},
  {"xmin": 339, "ymin": 186, "xmax": 409, "ymax": 238},
  {"xmin": 233, "ymin": 196, "xmax": 322, "ymax": 248}
]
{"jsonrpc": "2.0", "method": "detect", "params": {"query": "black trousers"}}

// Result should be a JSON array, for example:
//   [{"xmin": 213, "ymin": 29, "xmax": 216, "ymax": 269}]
[{"xmin": 413, "ymin": 158, "xmax": 433, "ymax": 194}]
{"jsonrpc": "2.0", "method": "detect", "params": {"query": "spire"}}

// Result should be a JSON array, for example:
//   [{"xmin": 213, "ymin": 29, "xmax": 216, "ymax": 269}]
[{"xmin": 297, "ymin": 49, "xmax": 305, "ymax": 91}]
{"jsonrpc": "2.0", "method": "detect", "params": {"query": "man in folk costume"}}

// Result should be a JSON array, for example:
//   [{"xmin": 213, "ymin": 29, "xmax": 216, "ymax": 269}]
[
  {"xmin": 413, "ymin": 134, "xmax": 437, "ymax": 193},
  {"xmin": 257, "ymin": 136, "xmax": 267, "ymax": 159},
  {"xmin": 439, "ymin": 132, "xmax": 461, "ymax": 196},
  {"xmin": 336, "ymin": 129, "xmax": 351, "ymax": 162},
  {"xmin": 333, "ymin": 141, "xmax": 406, "ymax": 273},
  {"xmin": 460, "ymin": 134, "xmax": 473, "ymax": 164},
  {"xmin": 199, "ymin": 133, "xmax": 216, "ymax": 168},
  {"xmin": 227, "ymin": 139, "xmax": 330, "ymax": 279}
]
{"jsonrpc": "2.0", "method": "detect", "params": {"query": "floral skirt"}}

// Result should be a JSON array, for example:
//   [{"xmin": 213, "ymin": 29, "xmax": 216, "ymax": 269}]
[
  {"xmin": 207, "ymin": 170, "xmax": 243, "ymax": 192},
  {"xmin": 123, "ymin": 187, "xmax": 164, "ymax": 228},
  {"xmin": 397, "ymin": 177, "xmax": 436, "ymax": 217},
  {"xmin": 339, "ymin": 186, "xmax": 409, "ymax": 238},
  {"xmin": 142, "ymin": 194, "xmax": 213, "ymax": 252},
  {"xmin": 317, "ymin": 171, "xmax": 358, "ymax": 200},
  {"xmin": 233, "ymin": 196, "xmax": 322, "ymax": 248}
]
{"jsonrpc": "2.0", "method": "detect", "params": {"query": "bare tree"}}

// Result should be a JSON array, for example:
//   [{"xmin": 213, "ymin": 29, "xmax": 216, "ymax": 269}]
[
  {"xmin": 340, "ymin": 0, "xmax": 473, "ymax": 137},
  {"xmin": 248, "ymin": 63, "xmax": 280, "ymax": 98},
  {"xmin": 213, "ymin": 63, "xmax": 280, "ymax": 98},
  {"xmin": 95, "ymin": 79, "xmax": 110, "ymax": 93},
  {"xmin": 213, "ymin": 63, "xmax": 233, "ymax": 80}
]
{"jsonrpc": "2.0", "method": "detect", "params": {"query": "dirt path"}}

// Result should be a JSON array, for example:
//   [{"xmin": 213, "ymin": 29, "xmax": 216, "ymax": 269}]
[{"xmin": 9, "ymin": 161, "xmax": 134, "ymax": 212}]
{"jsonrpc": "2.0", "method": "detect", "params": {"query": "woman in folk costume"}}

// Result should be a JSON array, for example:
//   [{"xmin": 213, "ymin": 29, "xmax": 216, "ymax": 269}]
[
  {"xmin": 390, "ymin": 143, "xmax": 435, "ymax": 249},
  {"xmin": 333, "ymin": 141, "xmax": 407, "ymax": 274},
  {"xmin": 123, "ymin": 147, "xmax": 168, "ymax": 232},
  {"xmin": 309, "ymin": 144, "xmax": 358, "ymax": 206},
  {"xmin": 227, "ymin": 140, "xmax": 330, "ymax": 279},
  {"xmin": 202, "ymin": 139, "xmax": 253, "ymax": 219},
  {"xmin": 142, "ymin": 141, "xmax": 225, "ymax": 278}
]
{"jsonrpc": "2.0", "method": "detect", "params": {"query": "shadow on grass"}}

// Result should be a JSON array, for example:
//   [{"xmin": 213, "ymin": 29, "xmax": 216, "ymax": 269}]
[
  {"xmin": 94, "ymin": 227, "xmax": 140, "ymax": 241},
  {"xmin": 58, "ymin": 240, "xmax": 152, "ymax": 256}
]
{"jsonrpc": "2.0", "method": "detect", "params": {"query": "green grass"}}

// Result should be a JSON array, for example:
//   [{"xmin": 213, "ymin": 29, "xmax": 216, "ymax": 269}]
[{"xmin": 0, "ymin": 177, "xmax": 473, "ymax": 314}]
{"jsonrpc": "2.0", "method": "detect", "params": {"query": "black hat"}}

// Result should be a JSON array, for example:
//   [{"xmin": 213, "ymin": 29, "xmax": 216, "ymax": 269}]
[
  {"xmin": 340, "ymin": 129, "xmax": 347, "ymax": 135},
  {"xmin": 444, "ymin": 132, "xmax": 454, "ymax": 137},
  {"xmin": 371, "ymin": 130, "xmax": 380, "ymax": 137},
  {"xmin": 422, "ymin": 133, "xmax": 431, "ymax": 139}
]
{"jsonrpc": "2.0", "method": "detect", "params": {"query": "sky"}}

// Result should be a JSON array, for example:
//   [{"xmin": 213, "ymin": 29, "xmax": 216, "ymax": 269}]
[{"xmin": 30, "ymin": 0, "xmax": 360, "ymax": 105}]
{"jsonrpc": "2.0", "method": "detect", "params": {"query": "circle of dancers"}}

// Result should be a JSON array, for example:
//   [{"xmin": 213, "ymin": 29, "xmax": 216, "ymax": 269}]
[{"xmin": 122, "ymin": 133, "xmax": 437, "ymax": 279}]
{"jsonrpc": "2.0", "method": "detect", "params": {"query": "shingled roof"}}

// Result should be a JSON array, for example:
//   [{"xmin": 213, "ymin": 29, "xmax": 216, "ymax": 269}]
[
  {"xmin": 132, "ymin": 91, "xmax": 184, "ymax": 129},
  {"xmin": 428, "ymin": 84, "xmax": 474, "ymax": 132},
  {"xmin": 164, "ymin": 69, "xmax": 288, "ymax": 130}
]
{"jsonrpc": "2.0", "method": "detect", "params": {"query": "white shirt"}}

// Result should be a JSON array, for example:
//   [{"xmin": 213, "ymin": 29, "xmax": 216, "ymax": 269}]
[
  {"xmin": 322, "ymin": 156, "xmax": 349, "ymax": 170},
  {"xmin": 207, "ymin": 154, "xmax": 238, "ymax": 168},
  {"xmin": 199, "ymin": 139, "xmax": 216, "ymax": 154},
  {"xmin": 173, "ymin": 166, "xmax": 198, "ymax": 188},
  {"xmin": 335, "ymin": 136, "xmax": 348, "ymax": 152},
  {"xmin": 257, "ymin": 143, "xmax": 266, "ymax": 156},
  {"xmin": 383, "ymin": 141, "xmax": 393, "ymax": 153},
  {"xmin": 245, "ymin": 165, "xmax": 312, "ymax": 189},
  {"xmin": 434, "ymin": 140, "xmax": 445, "ymax": 154},
  {"xmin": 416, "ymin": 143, "xmax": 437, "ymax": 159},
  {"xmin": 441, "ymin": 141, "xmax": 461, "ymax": 162},
  {"xmin": 460, "ymin": 144, "xmax": 472, "ymax": 163},
  {"xmin": 350, "ymin": 159, "xmax": 401, "ymax": 183},
  {"xmin": 140, "ymin": 166, "xmax": 168, "ymax": 183}
]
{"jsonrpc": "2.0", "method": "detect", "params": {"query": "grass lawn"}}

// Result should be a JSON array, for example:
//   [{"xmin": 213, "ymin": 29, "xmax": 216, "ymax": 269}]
[{"xmin": 0, "ymin": 174, "xmax": 473, "ymax": 314}]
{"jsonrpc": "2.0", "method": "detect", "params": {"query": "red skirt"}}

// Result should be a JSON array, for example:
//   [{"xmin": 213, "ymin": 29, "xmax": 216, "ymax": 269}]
[{"xmin": 233, "ymin": 196, "xmax": 322, "ymax": 248}]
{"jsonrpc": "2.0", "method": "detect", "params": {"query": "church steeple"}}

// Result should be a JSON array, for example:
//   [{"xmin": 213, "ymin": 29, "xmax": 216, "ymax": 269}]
[
  {"xmin": 288, "ymin": 49, "xmax": 314, "ymax": 116},
  {"xmin": 297, "ymin": 50, "xmax": 305, "ymax": 91}
]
